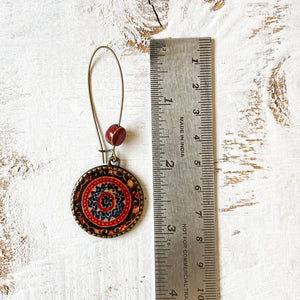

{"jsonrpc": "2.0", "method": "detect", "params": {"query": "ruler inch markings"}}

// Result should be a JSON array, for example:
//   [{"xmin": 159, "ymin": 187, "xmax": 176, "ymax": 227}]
[{"xmin": 151, "ymin": 38, "xmax": 217, "ymax": 300}]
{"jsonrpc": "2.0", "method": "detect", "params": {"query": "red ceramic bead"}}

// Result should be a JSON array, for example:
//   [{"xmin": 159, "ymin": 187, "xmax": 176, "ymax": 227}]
[{"xmin": 105, "ymin": 124, "xmax": 126, "ymax": 146}]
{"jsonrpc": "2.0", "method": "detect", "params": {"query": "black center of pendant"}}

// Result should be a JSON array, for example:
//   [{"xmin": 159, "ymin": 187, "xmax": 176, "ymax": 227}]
[{"xmin": 101, "ymin": 195, "xmax": 113, "ymax": 208}]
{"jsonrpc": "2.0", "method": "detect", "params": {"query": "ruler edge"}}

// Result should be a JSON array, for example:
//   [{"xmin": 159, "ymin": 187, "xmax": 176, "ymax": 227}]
[{"xmin": 150, "ymin": 37, "xmax": 219, "ymax": 299}]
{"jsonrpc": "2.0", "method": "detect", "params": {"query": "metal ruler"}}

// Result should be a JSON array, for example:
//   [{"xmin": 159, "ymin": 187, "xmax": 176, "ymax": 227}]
[{"xmin": 150, "ymin": 38, "xmax": 217, "ymax": 300}]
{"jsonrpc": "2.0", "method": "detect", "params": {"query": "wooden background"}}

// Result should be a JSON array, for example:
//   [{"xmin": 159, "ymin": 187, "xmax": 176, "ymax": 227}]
[{"xmin": 1, "ymin": 0, "xmax": 300, "ymax": 299}]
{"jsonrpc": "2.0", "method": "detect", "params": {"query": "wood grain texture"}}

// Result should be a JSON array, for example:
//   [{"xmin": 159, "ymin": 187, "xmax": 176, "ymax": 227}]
[
  {"xmin": 85, "ymin": 0, "xmax": 169, "ymax": 52},
  {"xmin": 203, "ymin": 0, "xmax": 226, "ymax": 11},
  {"xmin": 0, "ymin": 0, "xmax": 300, "ymax": 299}
]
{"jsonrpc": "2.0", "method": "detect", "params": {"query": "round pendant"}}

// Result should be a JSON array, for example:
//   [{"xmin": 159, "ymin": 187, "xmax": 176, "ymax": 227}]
[{"xmin": 71, "ymin": 165, "xmax": 144, "ymax": 238}]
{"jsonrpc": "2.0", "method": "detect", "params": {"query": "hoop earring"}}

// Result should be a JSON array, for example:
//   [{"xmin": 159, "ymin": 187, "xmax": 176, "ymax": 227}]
[{"xmin": 71, "ymin": 46, "xmax": 144, "ymax": 238}]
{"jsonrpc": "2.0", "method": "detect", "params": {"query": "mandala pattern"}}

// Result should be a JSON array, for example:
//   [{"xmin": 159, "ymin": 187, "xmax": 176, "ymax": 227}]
[{"xmin": 71, "ymin": 165, "xmax": 144, "ymax": 238}]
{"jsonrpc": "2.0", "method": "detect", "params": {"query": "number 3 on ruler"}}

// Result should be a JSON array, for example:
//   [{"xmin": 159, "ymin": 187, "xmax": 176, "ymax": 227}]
[{"xmin": 167, "ymin": 225, "xmax": 176, "ymax": 232}]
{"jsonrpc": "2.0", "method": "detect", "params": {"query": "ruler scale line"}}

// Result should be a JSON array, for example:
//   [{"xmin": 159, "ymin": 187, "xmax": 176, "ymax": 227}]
[{"xmin": 151, "ymin": 38, "xmax": 217, "ymax": 300}]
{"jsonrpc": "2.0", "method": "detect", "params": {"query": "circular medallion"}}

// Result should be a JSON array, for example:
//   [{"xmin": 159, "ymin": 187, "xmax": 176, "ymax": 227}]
[{"xmin": 71, "ymin": 165, "xmax": 144, "ymax": 238}]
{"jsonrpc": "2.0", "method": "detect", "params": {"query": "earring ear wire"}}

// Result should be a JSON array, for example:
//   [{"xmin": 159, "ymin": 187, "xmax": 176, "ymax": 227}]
[{"xmin": 88, "ymin": 46, "xmax": 125, "ymax": 164}]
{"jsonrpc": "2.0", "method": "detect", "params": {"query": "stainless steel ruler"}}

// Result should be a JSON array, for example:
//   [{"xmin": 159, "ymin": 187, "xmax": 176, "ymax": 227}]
[{"xmin": 150, "ymin": 38, "xmax": 217, "ymax": 300}]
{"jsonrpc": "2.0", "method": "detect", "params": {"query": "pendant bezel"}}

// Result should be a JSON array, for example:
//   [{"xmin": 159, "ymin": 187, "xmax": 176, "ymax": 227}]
[{"xmin": 71, "ymin": 165, "xmax": 144, "ymax": 238}]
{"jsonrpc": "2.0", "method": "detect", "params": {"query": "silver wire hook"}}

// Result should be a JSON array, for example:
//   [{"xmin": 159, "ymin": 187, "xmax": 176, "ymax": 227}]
[{"xmin": 88, "ymin": 46, "xmax": 124, "ymax": 164}]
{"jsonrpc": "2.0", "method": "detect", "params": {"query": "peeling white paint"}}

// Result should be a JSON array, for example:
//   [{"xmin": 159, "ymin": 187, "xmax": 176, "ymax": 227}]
[{"xmin": 0, "ymin": 0, "xmax": 300, "ymax": 299}]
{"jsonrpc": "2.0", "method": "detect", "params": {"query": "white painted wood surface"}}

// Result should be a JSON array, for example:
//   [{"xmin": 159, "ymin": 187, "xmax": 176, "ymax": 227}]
[{"xmin": 1, "ymin": 0, "xmax": 300, "ymax": 299}]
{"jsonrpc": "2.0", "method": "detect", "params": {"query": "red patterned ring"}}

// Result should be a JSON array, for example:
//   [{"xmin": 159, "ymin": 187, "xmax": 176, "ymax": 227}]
[{"xmin": 71, "ymin": 165, "xmax": 144, "ymax": 238}]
